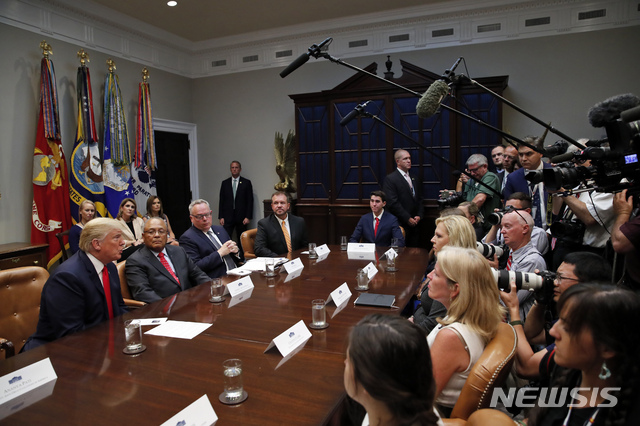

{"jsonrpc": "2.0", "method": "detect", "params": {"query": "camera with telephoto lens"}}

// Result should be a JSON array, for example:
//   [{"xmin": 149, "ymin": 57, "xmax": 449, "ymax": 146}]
[
  {"xmin": 437, "ymin": 190, "xmax": 464, "ymax": 209},
  {"xmin": 476, "ymin": 242, "xmax": 504, "ymax": 259},
  {"xmin": 487, "ymin": 205, "xmax": 523, "ymax": 226},
  {"xmin": 493, "ymin": 269, "xmax": 556, "ymax": 305},
  {"xmin": 550, "ymin": 219, "xmax": 586, "ymax": 246}
]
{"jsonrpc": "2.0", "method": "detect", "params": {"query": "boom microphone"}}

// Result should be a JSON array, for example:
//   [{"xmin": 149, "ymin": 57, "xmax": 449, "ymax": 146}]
[
  {"xmin": 280, "ymin": 37, "xmax": 333, "ymax": 78},
  {"xmin": 587, "ymin": 93, "xmax": 640, "ymax": 127},
  {"xmin": 416, "ymin": 80, "xmax": 450, "ymax": 119},
  {"xmin": 340, "ymin": 101, "xmax": 371, "ymax": 126}
]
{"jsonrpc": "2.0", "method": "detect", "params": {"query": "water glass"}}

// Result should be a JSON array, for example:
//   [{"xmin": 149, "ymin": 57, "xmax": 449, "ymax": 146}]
[
  {"xmin": 308, "ymin": 243, "xmax": 317, "ymax": 259},
  {"xmin": 340, "ymin": 236, "xmax": 348, "ymax": 251},
  {"xmin": 391, "ymin": 237, "xmax": 400, "ymax": 252},
  {"xmin": 264, "ymin": 257, "xmax": 277, "ymax": 277},
  {"xmin": 222, "ymin": 359, "xmax": 244, "ymax": 400},
  {"xmin": 210, "ymin": 278, "xmax": 225, "ymax": 303},
  {"xmin": 386, "ymin": 254, "xmax": 397, "ymax": 272},
  {"xmin": 356, "ymin": 269, "xmax": 369, "ymax": 291},
  {"xmin": 311, "ymin": 299, "xmax": 327, "ymax": 327},
  {"xmin": 124, "ymin": 319, "xmax": 142, "ymax": 352}
]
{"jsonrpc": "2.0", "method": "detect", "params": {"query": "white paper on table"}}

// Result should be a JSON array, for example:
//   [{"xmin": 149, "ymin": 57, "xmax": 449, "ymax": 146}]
[
  {"xmin": 227, "ymin": 288, "xmax": 254, "ymax": 308},
  {"xmin": 326, "ymin": 282, "xmax": 352, "ymax": 306},
  {"xmin": 347, "ymin": 242, "xmax": 375, "ymax": 253},
  {"xmin": 363, "ymin": 262, "xmax": 378, "ymax": 281},
  {"xmin": 283, "ymin": 257, "xmax": 304, "ymax": 274},
  {"xmin": 315, "ymin": 244, "xmax": 330, "ymax": 256},
  {"xmin": 226, "ymin": 267, "xmax": 253, "ymax": 276},
  {"xmin": 0, "ymin": 358, "xmax": 57, "ymax": 406},
  {"xmin": 160, "ymin": 394, "xmax": 217, "ymax": 426},
  {"xmin": 264, "ymin": 320, "xmax": 312, "ymax": 358},
  {"xmin": 243, "ymin": 257, "xmax": 288, "ymax": 272},
  {"xmin": 224, "ymin": 275, "xmax": 255, "ymax": 297},
  {"xmin": 136, "ymin": 317, "xmax": 168, "ymax": 326},
  {"xmin": 145, "ymin": 320, "xmax": 212, "ymax": 339},
  {"xmin": 384, "ymin": 248, "xmax": 397, "ymax": 261}
]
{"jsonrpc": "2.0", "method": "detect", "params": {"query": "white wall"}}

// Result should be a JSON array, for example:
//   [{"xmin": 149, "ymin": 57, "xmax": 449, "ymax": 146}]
[
  {"xmin": 2, "ymin": 22, "xmax": 640, "ymax": 243},
  {"xmin": 0, "ymin": 23, "xmax": 193, "ymax": 243},
  {"xmin": 192, "ymin": 26, "xmax": 640, "ymax": 221}
]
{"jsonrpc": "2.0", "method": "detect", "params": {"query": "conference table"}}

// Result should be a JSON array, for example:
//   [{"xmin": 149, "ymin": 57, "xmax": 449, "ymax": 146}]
[{"xmin": 0, "ymin": 245, "xmax": 428, "ymax": 425}]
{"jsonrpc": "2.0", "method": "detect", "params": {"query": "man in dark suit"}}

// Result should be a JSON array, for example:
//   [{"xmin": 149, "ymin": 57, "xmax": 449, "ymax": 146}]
[
  {"xmin": 218, "ymin": 161, "xmax": 253, "ymax": 258},
  {"xmin": 382, "ymin": 149, "xmax": 424, "ymax": 247},
  {"xmin": 255, "ymin": 191, "xmax": 308, "ymax": 257},
  {"xmin": 349, "ymin": 190, "xmax": 405, "ymax": 247},
  {"xmin": 180, "ymin": 199, "xmax": 241, "ymax": 279},
  {"xmin": 126, "ymin": 218, "xmax": 211, "ymax": 303},
  {"xmin": 503, "ymin": 138, "xmax": 551, "ymax": 229},
  {"xmin": 23, "ymin": 218, "xmax": 128, "ymax": 351}
]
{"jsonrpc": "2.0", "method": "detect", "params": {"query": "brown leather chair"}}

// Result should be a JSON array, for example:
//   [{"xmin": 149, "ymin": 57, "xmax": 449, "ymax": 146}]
[
  {"xmin": 240, "ymin": 228, "xmax": 258, "ymax": 259},
  {"xmin": 443, "ymin": 323, "xmax": 517, "ymax": 423},
  {"xmin": 55, "ymin": 228, "xmax": 71, "ymax": 263},
  {"xmin": 0, "ymin": 266, "xmax": 49, "ymax": 358},
  {"xmin": 116, "ymin": 261, "xmax": 146, "ymax": 308}
]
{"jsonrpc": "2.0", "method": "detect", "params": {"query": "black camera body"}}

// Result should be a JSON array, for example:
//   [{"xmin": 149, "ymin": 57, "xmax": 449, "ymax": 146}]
[
  {"xmin": 437, "ymin": 190, "xmax": 464, "ymax": 209},
  {"xmin": 550, "ymin": 219, "xmax": 586, "ymax": 246}
]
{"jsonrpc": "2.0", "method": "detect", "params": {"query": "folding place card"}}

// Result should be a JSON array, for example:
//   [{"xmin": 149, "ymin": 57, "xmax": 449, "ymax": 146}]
[
  {"xmin": 228, "ymin": 288, "xmax": 254, "ymax": 308},
  {"xmin": 0, "ymin": 358, "xmax": 57, "ymax": 406},
  {"xmin": 137, "ymin": 317, "xmax": 168, "ymax": 326},
  {"xmin": 363, "ymin": 262, "xmax": 379, "ymax": 280},
  {"xmin": 347, "ymin": 251, "xmax": 377, "ymax": 261},
  {"xmin": 226, "ymin": 267, "xmax": 252, "ymax": 276},
  {"xmin": 331, "ymin": 300, "xmax": 350, "ymax": 318},
  {"xmin": 314, "ymin": 252, "xmax": 329, "ymax": 263},
  {"xmin": 326, "ymin": 282, "xmax": 352, "ymax": 307},
  {"xmin": 160, "ymin": 394, "xmax": 217, "ymax": 426},
  {"xmin": 224, "ymin": 275, "xmax": 255, "ymax": 297},
  {"xmin": 283, "ymin": 268, "xmax": 303, "ymax": 282},
  {"xmin": 264, "ymin": 320, "xmax": 312, "ymax": 358},
  {"xmin": 384, "ymin": 248, "xmax": 397, "ymax": 261},
  {"xmin": 315, "ymin": 244, "xmax": 330, "ymax": 257},
  {"xmin": 347, "ymin": 242, "xmax": 375, "ymax": 253},
  {"xmin": 283, "ymin": 257, "xmax": 304, "ymax": 274}
]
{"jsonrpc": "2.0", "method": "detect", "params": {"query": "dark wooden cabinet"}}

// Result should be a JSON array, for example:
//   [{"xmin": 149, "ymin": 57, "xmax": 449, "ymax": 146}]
[
  {"xmin": 289, "ymin": 58, "xmax": 508, "ymax": 246},
  {"xmin": 0, "ymin": 242, "xmax": 48, "ymax": 270}
]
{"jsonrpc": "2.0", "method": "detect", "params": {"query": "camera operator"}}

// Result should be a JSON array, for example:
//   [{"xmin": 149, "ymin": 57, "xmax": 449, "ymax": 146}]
[
  {"xmin": 549, "ymin": 144, "xmax": 615, "ymax": 269},
  {"xmin": 483, "ymin": 192, "xmax": 549, "ymax": 258},
  {"xmin": 500, "ymin": 252, "xmax": 612, "ymax": 379},
  {"xmin": 459, "ymin": 154, "xmax": 501, "ymax": 234},
  {"xmin": 612, "ymin": 189, "xmax": 640, "ymax": 290},
  {"xmin": 499, "ymin": 209, "xmax": 547, "ymax": 322}
]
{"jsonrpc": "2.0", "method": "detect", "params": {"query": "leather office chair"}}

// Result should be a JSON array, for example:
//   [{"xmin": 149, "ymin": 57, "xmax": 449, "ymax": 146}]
[
  {"xmin": 116, "ymin": 261, "xmax": 146, "ymax": 308},
  {"xmin": 443, "ymin": 323, "xmax": 517, "ymax": 424},
  {"xmin": 240, "ymin": 228, "xmax": 257, "ymax": 259},
  {"xmin": 399, "ymin": 226, "xmax": 405, "ymax": 239},
  {"xmin": 55, "ymin": 228, "xmax": 71, "ymax": 263},
  {"xmin": 0, "ymin": 266, "xmax": 49, "ymax": 358}
]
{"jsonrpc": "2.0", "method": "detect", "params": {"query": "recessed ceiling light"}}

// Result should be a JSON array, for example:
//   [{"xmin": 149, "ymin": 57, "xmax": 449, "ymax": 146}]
[{"xmin": 167, "ymin": 1, "xmax": 177, "ymax": 6}]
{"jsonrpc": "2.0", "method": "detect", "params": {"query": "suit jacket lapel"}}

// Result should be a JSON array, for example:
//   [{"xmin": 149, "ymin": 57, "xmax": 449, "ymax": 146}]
[
  {"xmin": 146, "ymin": 247, "xmax": 180, "ymax": 285},
  {"xmin": 79, "ymin": 251, "xmax": 105, "ymax": 297}
]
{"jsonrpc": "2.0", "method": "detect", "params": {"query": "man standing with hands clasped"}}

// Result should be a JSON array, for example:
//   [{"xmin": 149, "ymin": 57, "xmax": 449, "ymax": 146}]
[
  {"xmin": 383, "ymin": 149, "xmax": 424, "ymax": 247},
  {"xmin": 218, "ymin": 161, "xmax": 253, "ymax": 259}
]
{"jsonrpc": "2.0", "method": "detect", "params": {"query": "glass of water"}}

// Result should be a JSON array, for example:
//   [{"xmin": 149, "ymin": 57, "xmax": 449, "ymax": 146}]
[
  {"xmin": 308, "ymin": 243, "xmax": 317, "ymax": 259},
  {"xmin": 309, "ymin": 299, "xmax": 328, "ymax": 329},
  {"xmin": 340, "ymin": 236, "xmax": 348, "ymax": 251},
  {"xmin": 123, "ymin": 319, "xmax": 145, "ymax": 355},
  {"xmin": 221, "ymin": 358, "xmax": 245, "ymax": 403}
]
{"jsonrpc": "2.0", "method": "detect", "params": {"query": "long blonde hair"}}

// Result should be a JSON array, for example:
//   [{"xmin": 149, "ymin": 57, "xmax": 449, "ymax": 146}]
[
  {"xmin": 434, "ymin": 215, "xmax": 476, "ymax": 249},
  {"xmin": 436, "ymin": 246, "xmax": 504, "ymax": 343}
]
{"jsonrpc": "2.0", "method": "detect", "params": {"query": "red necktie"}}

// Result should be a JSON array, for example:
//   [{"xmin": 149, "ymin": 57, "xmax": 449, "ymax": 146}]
[
  {"xmin": 506, "ymin": 254, "xmax": 513, "ymax": 271},
  {"xmin": 102, "ymin": 266, "xmax": 114, "ymax": 319},
  {"xmin": 374, "ymin": 217, "xmax": 380, "ymax": 237},
  {"xmin": 158, "ymin": 252, "xmax": 181, "ymax": 287}
]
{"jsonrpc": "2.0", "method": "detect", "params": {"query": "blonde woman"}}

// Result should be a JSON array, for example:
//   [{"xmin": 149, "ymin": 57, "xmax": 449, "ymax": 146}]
[
  {"xmin": 69, "ymin": 199, "xmax": 96, "ymax": 254},
  {"xmin": 426, "ymin": 246, "xmax": 504, "ymax": 416}
]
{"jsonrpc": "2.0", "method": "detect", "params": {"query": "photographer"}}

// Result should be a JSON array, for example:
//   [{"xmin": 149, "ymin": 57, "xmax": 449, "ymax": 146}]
[
  {"xmin": 550, "ymin": 145, "xmax": 615, "ymax": 269},
  {"xmin": 612, "ymin": 189, "xmax": 640, "ymax": 290},
  {"xmin": 460, "ymin": 154, "xmax": 501, "ymax": 233}
]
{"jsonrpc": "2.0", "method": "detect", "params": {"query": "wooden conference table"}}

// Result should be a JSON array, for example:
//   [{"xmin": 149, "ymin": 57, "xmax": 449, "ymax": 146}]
[{"xmin": 0, "ymin": 245, "xmax": 428, "ymax": 425}]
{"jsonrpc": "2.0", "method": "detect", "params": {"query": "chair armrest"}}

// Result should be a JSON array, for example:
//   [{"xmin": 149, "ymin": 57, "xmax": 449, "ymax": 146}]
[
  {"xmin": 124, "ymin": 298, "xmax": 147, "ymax": 308},
  {"xmin": 0, "ymin": 337, "xmax": 15, "ymax": 358},
  {"xmin": 443, "ymin": 419, "xmax": 467, "ymax": 426}
]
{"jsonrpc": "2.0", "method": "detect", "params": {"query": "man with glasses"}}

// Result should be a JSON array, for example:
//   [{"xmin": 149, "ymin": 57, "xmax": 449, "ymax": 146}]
[
  {"xmin": 461, "ymin": 153, "xmax": 501, "ymax": 233},
  {"xmin": 499, "ymin": 251, "xmax": 611, "ymax": 379},
  {"xmin": 126, "ymin": 218, "xmax": 211, "ymax": 303},
  {"xmin": 501, "ymin": 145, "xmax": 520, "ymax": 192},
  {"xmin": 180, "ymin": 199, "xmax": 241, "ymax": 278}
]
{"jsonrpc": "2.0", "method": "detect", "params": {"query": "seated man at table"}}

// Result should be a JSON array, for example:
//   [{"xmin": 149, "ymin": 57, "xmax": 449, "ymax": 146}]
[
  {"xmin": 255, "ymin": 191, "xmax": 308, "ymax": 257},
  {"xmin": 180, "ymin": 199, "xmax": 241, "ymax": 278},
  {"xmin": 349, "ymin": 190, "xmax": 405, "ymax": 247},
  {"xmin": 126, "ymin": 218, "xmax": 211, "ymax": 303},
  {"xmin": 23, "ymin": 218, "xmax": 128, "ymax": 351}
]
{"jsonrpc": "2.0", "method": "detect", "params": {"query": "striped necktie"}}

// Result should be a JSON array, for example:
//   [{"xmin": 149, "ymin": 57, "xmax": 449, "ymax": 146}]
[
  {"xmin": 207, "ymin": 230, "xmax": 236, "ymax": 271},
  {"xmin": 506, "ymin": 253, "xmax": 513, "ymax": 271},
  {"xmin": 158, "ymin": 252, "xmax": 181, "ymax": 287},
  {"xmin": 281, "ymin": 220, "xmax": 292, "ymax": 252}
]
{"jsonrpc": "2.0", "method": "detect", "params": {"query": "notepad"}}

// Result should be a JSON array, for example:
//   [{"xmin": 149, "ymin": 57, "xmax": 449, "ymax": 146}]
[{"xmin": 354, "ymin": 293, "xmax": 395, "ymax": 308}]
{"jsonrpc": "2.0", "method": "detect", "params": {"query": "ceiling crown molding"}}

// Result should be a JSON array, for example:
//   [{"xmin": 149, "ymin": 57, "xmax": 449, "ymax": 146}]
[{"xmin": 1, "ymin": 0, "xmax": 638, "ymax": 78}]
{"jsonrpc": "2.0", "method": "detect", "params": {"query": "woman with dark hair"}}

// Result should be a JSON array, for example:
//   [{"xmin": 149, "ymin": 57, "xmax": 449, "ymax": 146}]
[
  {"xmin": 344, "ymin": 314, "xmax": 443, "ymax": 426},
  {"xmin": 115, "ymin": 198, "xmax": 144, "ymax": 260},
  {"xmin": 69, "ymin": 199, "xmax": 96, "ymax": 254},
  {"xmin": 144, "ymin": 196, "xmax": 178, "ymax": 245}
]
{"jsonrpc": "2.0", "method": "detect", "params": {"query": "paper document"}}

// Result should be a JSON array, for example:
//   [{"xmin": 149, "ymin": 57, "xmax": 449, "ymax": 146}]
[{"xmin": 145, "ymin": 320, "xmax": 212, "ymax": 339}]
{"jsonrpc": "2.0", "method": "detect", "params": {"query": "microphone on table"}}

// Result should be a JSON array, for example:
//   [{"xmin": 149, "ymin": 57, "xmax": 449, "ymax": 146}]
[
  {"xmin": 279, "ymin": 37, "xmax": 333, "ymax": 78},
  {"xmin": 340, "ymin": 101, "xmax": 371, "ymax": 126}
]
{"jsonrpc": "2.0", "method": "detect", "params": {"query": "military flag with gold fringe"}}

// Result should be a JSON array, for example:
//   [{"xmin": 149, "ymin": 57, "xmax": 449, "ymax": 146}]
[{"xmin": 31, "ymin": 42, "xmax": 72, "ymax": 268}]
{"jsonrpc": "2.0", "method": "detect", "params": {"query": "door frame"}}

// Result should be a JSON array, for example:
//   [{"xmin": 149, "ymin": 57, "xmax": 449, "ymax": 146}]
[{"xmin": 152, "ymin": 118, "xmax": 199, "ymax": 200}]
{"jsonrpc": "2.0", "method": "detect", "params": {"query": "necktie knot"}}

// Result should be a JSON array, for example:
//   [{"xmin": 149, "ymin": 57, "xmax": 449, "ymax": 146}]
[{"xmin": 158, "ymin": 252, "xmax": 181, "ymax": 286}]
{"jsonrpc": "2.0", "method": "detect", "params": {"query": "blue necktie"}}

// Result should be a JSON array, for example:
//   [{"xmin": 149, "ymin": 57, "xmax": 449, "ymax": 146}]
[{"xmin": 531, "ymin": 184, "xmax": 542, "ymax": 228}]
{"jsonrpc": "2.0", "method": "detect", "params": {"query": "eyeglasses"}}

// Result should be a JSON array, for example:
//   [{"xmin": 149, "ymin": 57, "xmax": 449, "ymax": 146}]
[
  {"xmin": 504, "ymin": 205, "xmax": 527, "ymax": 224},
  {"xmin": 191, "ymin": 212, "xmax": 212, "ymax": 220},
  {"xmin": 554, "ymin": 274, "xmax": 580, "ymax": 283},
  {"xmin": 144, "ymin": 229, "xmax": 167, "ymax": 236},
  {"xmin": 467, "ymin": 165, "xmax": 485, "ymax": 173}
]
